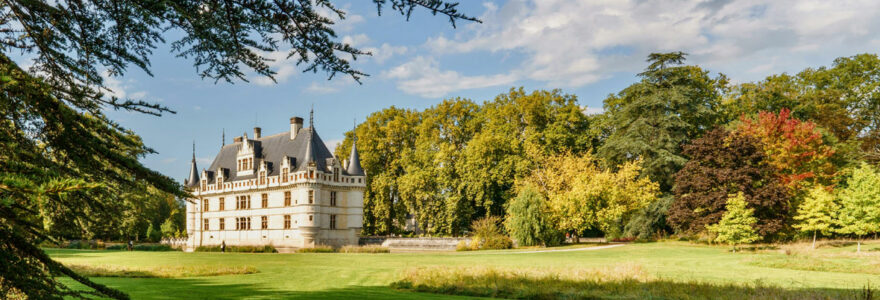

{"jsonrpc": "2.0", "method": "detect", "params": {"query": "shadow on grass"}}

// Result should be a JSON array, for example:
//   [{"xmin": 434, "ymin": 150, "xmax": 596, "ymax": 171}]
[{"xmin": 62, "ymin": 277, "xmax": 470, "ymax": 299}]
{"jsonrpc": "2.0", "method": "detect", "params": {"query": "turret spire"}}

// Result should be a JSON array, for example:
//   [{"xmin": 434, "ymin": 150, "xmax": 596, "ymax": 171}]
[
  {"xmin": 222, "ymin": 129, "xmax": 225, "ymax": 146},
  {"xmin": 186, "ymin": 141, "xmax": 200, "ymax": 187},
  {"xmin": 346, "ymin": 127, "xmax": 364, "ymax": 176}
]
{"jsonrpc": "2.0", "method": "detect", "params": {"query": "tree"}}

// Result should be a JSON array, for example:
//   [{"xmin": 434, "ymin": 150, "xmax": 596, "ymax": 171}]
[
  {"xmin": 334, "ymin": 107, "xmax": 421, "ymax": 235},
  {"xmin": 669, "ymin": 128, "xmax": 790, "ymax": 238},
  {"xmin": 599, "ymin": 52, "xmax": 726, "ymax": 192},
  {"xmin": 837, "ymin": 163, "xmax": 880, "ymax": 253},
  {"xmin": 2, "ymin": 1, "xmax": 477, "ymax": 298},
  {"xmin": 504, "ymin": 185, "xmax": 560, "ymax": 246},
  {"xmin": 793, "ymin": 185, "xmax": 838, "ymax": 249},
  {"xmin": 736, "ymin": 109, "xmax": 836, "ymax": 189},
  {"xmin": 707, "ymin": 193, "xmax": 760, "ymax": 253},
  {"xmin": 397, "ymin": 98, "xmax": 481, "ymax": 235},
  {"xmin": 525, "ymin": 152, "xmax": 659, "ymax": 239}
]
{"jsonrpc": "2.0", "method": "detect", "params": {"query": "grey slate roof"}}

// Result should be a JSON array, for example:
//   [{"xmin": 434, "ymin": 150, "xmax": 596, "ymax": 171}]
[
  {"xmin": 185, "ymin": 152, "xmax": 200, "ymax": 187},
  {"xmin": 202, "ymin": 127, "xmax": 344, "ymax": 183},
  {"xmin": 346, "ymin": 142, "xmax": 365, "ymax": 176}
]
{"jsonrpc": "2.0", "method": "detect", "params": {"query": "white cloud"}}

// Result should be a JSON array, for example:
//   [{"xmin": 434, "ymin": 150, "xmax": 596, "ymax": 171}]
[
  {"xmin": 363, "ymin": 43, "xmax": 409, "ymax": 64},
  {"xmin": 582, "ymin": 106, "xmax": 604, "ymax": 115},
  {"xmin": 342, "ymin": 34, "xmax": 371, "ymax": 47},
  {"xmin": 383, "ymin": 56, "xmax": 517, "ymax": 98},
  {"xmin": 252, "ymin": 49, "xmax": 302, "ymax": 86},
  {"xmin": 414, "ymin": 0, "xmax": 880, "ymax": 92},
  {"xmin": 101, "ymin": 70, "xmax": 148, "ymax": 100}
]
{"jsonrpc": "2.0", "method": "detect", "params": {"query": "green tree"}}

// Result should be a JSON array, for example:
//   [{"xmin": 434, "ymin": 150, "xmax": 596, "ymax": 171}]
[
  {"xmin": 793, "ymin": 185, "xmax": 838, "ymax": 249},
  {"xmin": 525, "ymin": 152, "xmax": 659, "ymax": 239},
  {"xmin": 707, "ymin": 193, "xmax": 760, "ymax": 253},
  {"xmin": 599, "ymin": 52, "xmax": 727, "ymax": 192},
  {"xmin": 398, "ymin": 98, "xmax": 481, "ymax": 235},
  {"xmin": 1, "ymin": 1, "xmax": 477, "ymax": 298},
  {"xmin": 837, "ymin": 163, "xmax": 880, "ymax": 252},
  {"xmin": 504, "ymin": 185, "xmax": 559, "ymax": 246},
  {"xmin": 145, "ymin": 223, "xmax": 160, "ymax": 243},
  {"xmin": 334, "ymin": 107, "xmax": 421, "ymax": 235}
]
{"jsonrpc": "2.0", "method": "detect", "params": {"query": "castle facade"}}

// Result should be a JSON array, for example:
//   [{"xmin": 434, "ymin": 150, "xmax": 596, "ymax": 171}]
[{"xmin": 184, "ymin": 114, "xmax": 365, "ymax": 250}]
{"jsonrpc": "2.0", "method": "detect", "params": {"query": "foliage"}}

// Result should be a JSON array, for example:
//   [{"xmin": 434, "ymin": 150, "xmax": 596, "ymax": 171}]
[
  {"xmin": 504, "ymin": 185, "xmax": 562, "ymax": 246},
  {"xmin": 793, "ymin": 185, "xmax": 838, "ymax": 243},
  {"xmin": 296, "ymin": 245, "xmax": 336, "ymax": 253},
  {"xmin": 624, "ymin": 196, "xmax": 675, "ymax": 240},
  {"xmin": 707, "ymin": 193, "xmax": 761, "ymax": 252},
  {"xmin": 669, "ymin": 128, "xmax": 790, "ymax": 238},
  {"xmin": 334, "ymin": 88, "xmax": 593, "ymax": 235},
  {"xmin": 106, "ymin": 244, "xmax": 175, "ymax": 251},
  {"xmin": 724, "ymin": 54, "xmax": 880, "ymax": 161},
  {"xmin": 145, "ymin": 223, "xmax": 160, "ymax": 243},
  {"xmin": 1, "ymin": 1, "xmax": 476, "ymax": 298},
  {"xmin": 836, "ymin": 163, "xmax": 880, "ymax": 252},
  {"xmin": 524, "ymin": 152, "xmax": 659, "ymax": 238},
  {"xmin": 339, "ymin": 245, "xmax": 390, "ymax": 253},
  {"xmin": 736, "ymin": 109, "xmax": 837, "ymax": 189},
  {"xmin": 468, "ymin": 216, "xmax": 512, "ymax": 250},
  {"xmin": 599, "ymin": 52, "xmax": 726, "ymax": 192},
  {"xmin": 65, "ymin": 240, "xmax": 104, "ymax": 250},
  {"xmin": 196, "ymin": 245, "xmax": 278, "ymax": 253}
]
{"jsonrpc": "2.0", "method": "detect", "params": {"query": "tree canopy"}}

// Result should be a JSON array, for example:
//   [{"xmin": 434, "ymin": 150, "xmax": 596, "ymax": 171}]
[{"xmin": 1, "ymin": 1, "xmax": 478, "ymax": 298}]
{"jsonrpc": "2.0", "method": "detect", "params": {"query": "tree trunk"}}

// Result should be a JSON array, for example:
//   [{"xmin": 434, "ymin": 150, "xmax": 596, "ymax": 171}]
[
  {"xmin": 812, "ymin": 231, "xmax": 816, "ymax": 249},
  {"xmin": 858, "ymin": 240, "xmax": 862, "ymax": 253},
  {"xmin": 732, "ymin": 244, "xmax": 736, "ymax": 253}
]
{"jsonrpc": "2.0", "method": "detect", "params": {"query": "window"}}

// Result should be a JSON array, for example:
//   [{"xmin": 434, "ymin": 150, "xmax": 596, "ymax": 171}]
[
  {"xmin": 249, "ymin": 158, "xmax": 253, "ymax": 169},
  {"xmin": 262, "ymin": 193, "xmax": 268, "ymax": 208},
  {"xmin": 308, "ymin": 215, "xmax": 313, "ymax": 222},
  {"xmin": 219, "ymin": 197, "xmax": 225, "ymax": 211},
  {"xmin": 284, "ymin": 215, "xmax": 291, "ymax": 229},
  {"xmin": 219, "ymin": 218, "xmax": 225, "ymax": 230},
  {"xmin": 308, "ymin": 190, "xmax": 314, "ymax": 204},
  {"xmin": 261, "ymin": 216, "xmax": 268, "ymax": 229},
  {"xmin": 281, "ymin": 168, "xmax": 289, "ymax": 183},
  {"xmin": 260, "ymin": 171, "xmax": 266, "ymax": 185},
  {"xmin": 330, "ymin": 191, "xmax": 337, "ymax": 206},
  {"xmin": 203, "ymin": 199, "xmax": 209, "ymax": 211},
  {"xmin": 203, "ymin": 218, "xmax": 209, "ymax": 231},
  {"xmin": 284, "ymin": 191, "xmax": 291, "ymax": 206},
  {"xmin": 237, "ymin": 195, "xmax": 251, "ymax": 210},
  {"xmin": 247, "ymin": 217, "xmax": 251, "ymax": 230},
  {"xmin": 309, "ymin": 170, "xmax": 314, "ymax": 178},
  {"xmin": 334, "ymin": 168, "xmax": 339, "ymax": 182},
  {"xmin": 330, "ymin": 215, "xmax": 337, "ymax": 229}
]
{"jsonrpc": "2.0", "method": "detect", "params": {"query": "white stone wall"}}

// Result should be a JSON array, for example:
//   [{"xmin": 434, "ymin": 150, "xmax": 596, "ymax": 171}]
[{"xmin": 185, "ymin": 169, "xmax": 364, "ymax": 250}]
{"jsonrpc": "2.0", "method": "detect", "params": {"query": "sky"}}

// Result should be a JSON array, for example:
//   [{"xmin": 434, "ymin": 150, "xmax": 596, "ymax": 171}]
[{"xmin": 76, "ymin": 0, "xmax": 880, "ymax": 183}]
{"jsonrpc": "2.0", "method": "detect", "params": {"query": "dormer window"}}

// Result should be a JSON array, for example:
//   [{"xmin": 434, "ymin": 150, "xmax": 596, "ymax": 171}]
[
  {"xmin": 281, "ymin": 167, "xmax": 289, "ymax": 183},
  {"xmin": 259, "ymin": 170, "xmax": 266, "ymax": 185}
]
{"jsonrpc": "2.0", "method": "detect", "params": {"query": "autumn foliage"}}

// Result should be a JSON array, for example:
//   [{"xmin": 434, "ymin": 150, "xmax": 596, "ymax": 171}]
[
  {"xmin": 670, "ymin": 129, "xmax": 790, "ymax": 238},
  {"xmin": 736, "ymin": 109, "xmax": 836, "ymax": 189}
]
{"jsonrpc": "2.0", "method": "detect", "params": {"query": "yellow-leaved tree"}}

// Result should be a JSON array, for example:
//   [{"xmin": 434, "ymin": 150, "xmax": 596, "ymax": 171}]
[{"xmin": 524, "ymin": 152, "xmax": 659, "ymax": 239}]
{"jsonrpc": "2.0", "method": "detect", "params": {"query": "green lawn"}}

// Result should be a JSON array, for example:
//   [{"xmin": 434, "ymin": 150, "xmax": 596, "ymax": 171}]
[{"xmin": 49, "ymin": 241, "xmax": 880, "ymax": 299}]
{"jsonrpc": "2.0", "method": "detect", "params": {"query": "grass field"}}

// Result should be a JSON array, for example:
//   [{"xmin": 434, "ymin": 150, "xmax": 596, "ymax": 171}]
[{"xmin": 49, "ymin": 240, "xmax": 880, "ymax": 299}]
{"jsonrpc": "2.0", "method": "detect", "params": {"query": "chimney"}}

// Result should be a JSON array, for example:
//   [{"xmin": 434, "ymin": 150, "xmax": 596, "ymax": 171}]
[
  {"xmin": 290, "ymin": 117, "xmax": 304, "ymax": 140},
  {"xmin": 233, "ymin": 136, "xmax": 243, "ymax": 143},
  {"xmin": 254, "ymin": 127, "xmax": 262, "ymax": 139}
]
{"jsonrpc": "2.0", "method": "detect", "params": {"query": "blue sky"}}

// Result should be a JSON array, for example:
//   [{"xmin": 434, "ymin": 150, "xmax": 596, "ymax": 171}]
[{"xmin": 66, "ymin": 0, "xmax": 880, "ymax": 183}]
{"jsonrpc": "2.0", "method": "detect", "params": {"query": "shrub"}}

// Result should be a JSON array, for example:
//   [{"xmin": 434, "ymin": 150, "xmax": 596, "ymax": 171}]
[
  {"xmin": 195, "ymin": 245, "xmax": 277, "ymax": 253},
  {"xmin": 624, "ymin": 196, "xmax": 674, "ymax": 241},
  {"xmin": 145, "ymin": 223, "xmax": 161, "ymax": 242},
  {"xmin": 505, "ymin": 185, "xmax": 562, "ymax": 247},
  {"xmin": 66, "ymin": 240, "xmax": 102, "ymax": 249},
  {"xmin": 296, "ymin": 245, "xmax": 336, "ymax": 253},
  {"xmin": 339, "ymin": 245, "xmax": 390, "ymax": 253},
  {"xmin": 455, "ymin": 240, "xmax": 472, "ymax": 252},
  {"xmin": 469, "ymin": 216, "xmax": 513, "ymax": 250}
]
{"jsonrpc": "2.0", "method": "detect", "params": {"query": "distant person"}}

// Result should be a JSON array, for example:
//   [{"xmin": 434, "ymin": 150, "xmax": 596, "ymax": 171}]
[
  {"xmin": 127, "ymin": 239, "xmax": 133, "ymax": 251},
  {"xmin": 221, "ymin": 240, "xmax": 226, "ymax": 253}
]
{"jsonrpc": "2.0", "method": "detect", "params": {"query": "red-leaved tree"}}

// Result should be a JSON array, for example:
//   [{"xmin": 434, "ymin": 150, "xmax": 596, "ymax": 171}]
[{"xmin": 736, "ymin": 109, "xmax": 836, "ymax": 189}]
